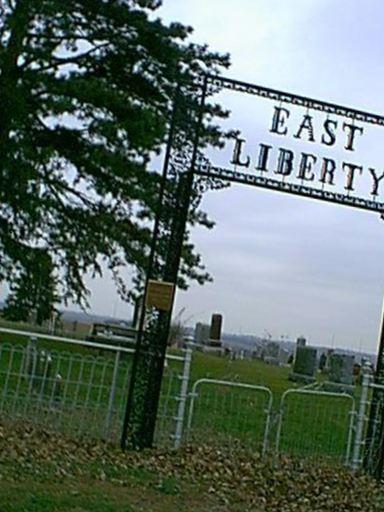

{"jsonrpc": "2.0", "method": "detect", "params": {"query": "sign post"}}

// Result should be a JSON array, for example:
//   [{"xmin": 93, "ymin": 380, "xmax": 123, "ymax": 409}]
[{"xmin": 121, "ymin": 77, "xmax": 208, "ymax": 451}]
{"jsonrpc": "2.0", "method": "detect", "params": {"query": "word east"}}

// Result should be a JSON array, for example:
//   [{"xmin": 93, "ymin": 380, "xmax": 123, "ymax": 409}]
[{"xmin": 231, "ymin": 106, "xmax": 384, "ymax": 197}]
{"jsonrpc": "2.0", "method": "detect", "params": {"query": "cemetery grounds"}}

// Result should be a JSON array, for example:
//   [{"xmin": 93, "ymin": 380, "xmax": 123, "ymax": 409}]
[
  {"xmin": 0, "ymin": 325, "xmax": 382, "ymax": 511},
  {"xmin": 0, "ymin": 326, "xmax": 355, "ymax": 459}
]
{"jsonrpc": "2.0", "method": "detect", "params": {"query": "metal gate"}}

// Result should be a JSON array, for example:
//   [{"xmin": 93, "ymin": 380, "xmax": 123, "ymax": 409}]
[
  {"xmin": 275, "ymin": 389, "xmax": 356, "ymax": 465},
  {"xmin": 186, "ymin": 378, "xmax": 273, "ymax": 454},
  {"xmin": 363, "ymin": 382, "xmax": 384, "ymax": 478}
]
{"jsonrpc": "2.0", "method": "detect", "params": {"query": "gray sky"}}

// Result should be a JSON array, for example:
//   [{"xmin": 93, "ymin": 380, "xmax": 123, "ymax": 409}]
[
  {"xmin": 52, "ymin": 1, "xmax": 384, "ymax": 352},
  {"xmin": 163, "ymin": 0, "xmax": 384, "ymax": 353}
]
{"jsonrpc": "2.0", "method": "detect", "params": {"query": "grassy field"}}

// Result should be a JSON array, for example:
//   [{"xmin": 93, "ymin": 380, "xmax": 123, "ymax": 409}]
[{"xmin": 0, "ymin": 323, "xmax": 359, "ymax": 462}]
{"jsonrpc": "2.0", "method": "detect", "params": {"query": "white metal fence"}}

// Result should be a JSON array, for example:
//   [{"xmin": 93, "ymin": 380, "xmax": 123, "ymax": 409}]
[
  {"xmin": 184, "ymin": 379, "xmax": 358, "ymax": 466},
  {"xmin": 0, "ymin": 330, "xmax": 380, "ymax": 471},
  {"xmin": 186, "ymin": 379, "xmax": 273, "ymax": 454},
  {"xmin": 275, "ymin": 388, "xmax": 356, "ymax": 465},
  {"xmin": 182, "ymin": 367, "xmax": 384, "ymax": 473},
  {"xmin": 352, "ymin": 375, "xmax": 384, "ymax": 476},
  {"xmin": 0, "ymin": 328, "xmax": 185, "ymax": 446}
]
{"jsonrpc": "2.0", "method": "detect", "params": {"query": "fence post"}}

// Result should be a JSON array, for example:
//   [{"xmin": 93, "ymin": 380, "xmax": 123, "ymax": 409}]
[
  {"xmin": 351, "ymin": 363, "xmax": 371, "ymax": 471},
  {"xmin": 104, "ymin": 349, "xmax": 121, "ymax": 439},
  {"xmin": 28, "ymin": 339, "xmax": 39, "ymax": 394},
  {"xmin": 274, "ymin": 391, "xmax": 287, "ymax": 462},
  {"xmin": 261, "ymin": 391, "xmax": 274, "ymax": 457},
  {"xmin": 173, "ymin": 342, "xmax": 193, "ymax": 449},
  {"xmin": 24, "ymin": 337, "xmax": 37, "ymax": 379}
]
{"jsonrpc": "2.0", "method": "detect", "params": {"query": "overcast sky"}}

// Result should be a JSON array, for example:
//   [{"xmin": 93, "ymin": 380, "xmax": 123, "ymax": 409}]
[{"xmin": 67, "ymin": 1, "xmax": 384, "ymax": 353}]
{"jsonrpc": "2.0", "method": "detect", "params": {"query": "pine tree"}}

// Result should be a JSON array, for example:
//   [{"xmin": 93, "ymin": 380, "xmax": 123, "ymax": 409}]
[
  {"xmin": 0, "ymin": 1, "xmax": 230, "ymax": 305},
  {"xmin": 3, "ymin": 249, "xmax": 59, "ymax": 325}
]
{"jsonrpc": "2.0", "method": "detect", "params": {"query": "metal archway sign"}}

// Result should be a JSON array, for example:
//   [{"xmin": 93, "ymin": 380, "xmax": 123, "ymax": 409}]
[{"xmin": 121, "ymin": 74, "xmax": 384, "ymax": 476}]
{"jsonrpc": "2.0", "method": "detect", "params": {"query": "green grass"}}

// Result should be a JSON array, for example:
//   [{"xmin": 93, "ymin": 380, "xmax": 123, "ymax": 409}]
[
  {"xmin": 0, "ymin": 480, "xmax": 198, "ymax": 512},
  {"xmin": 191, "ymin": 350, "xmax": 292, "ymax": 393},
  {"xmin": 0, "ymin": 482, "xmax": 133, "ymax": 512}
]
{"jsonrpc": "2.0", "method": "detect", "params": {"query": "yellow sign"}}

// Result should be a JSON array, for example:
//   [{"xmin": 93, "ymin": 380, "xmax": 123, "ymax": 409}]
[{"xmin": 145, "ymin": 280, "xmax": 175, "ymax": 312}]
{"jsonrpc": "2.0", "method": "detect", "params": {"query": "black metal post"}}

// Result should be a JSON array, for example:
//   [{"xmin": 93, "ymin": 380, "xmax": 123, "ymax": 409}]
[
  {"xmin": 120, "ymin": 85, "xmax": 180, "ymax": 450},
  {"xmin": 121, "ymin": 76, "xmax": 208, "ymax": 450},
  {"xmin": 364, "ymin": 303, "xmax": 384, "ymax": 479},
  {"xmin": 364, "ymin": 300, "xmax": 384, "ymax": 477}
]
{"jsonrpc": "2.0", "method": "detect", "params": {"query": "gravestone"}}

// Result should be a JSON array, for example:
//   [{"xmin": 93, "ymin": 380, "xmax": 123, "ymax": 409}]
[
  {"xmin": 328, "ymin": 353, "xmax": 355, "ymax": 389},
  {"xmin": 296, "ymin": 336, "xmax": 307, "ymax": 348},
  {"xmin": 194, "ymin": 319, "xmax": 224, "ymax": 355},
  {"xmin": 210, "ymin": 314, "xmax": 223, "ymax": 342},
  {"xmin": 278, "ymin": 347, "xmax": 291, "ymax": 366},
  {"xmin": 195, "ymin": 314, "xmax": 224, "ymax": 355},
  {"xmin": 263, "ymin": 341, "xmax": 280, "ymax": 360},
  {"xmin": 289, "ymin": 346, "xmax": 317, "ymax": 383},
  {"xmin": 194, "ymin": 322, "xmax": 210, "ymax": 345},
  {"xmin": 207, "ymin": 314, "xmax": 223, "ymax": 348}
]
